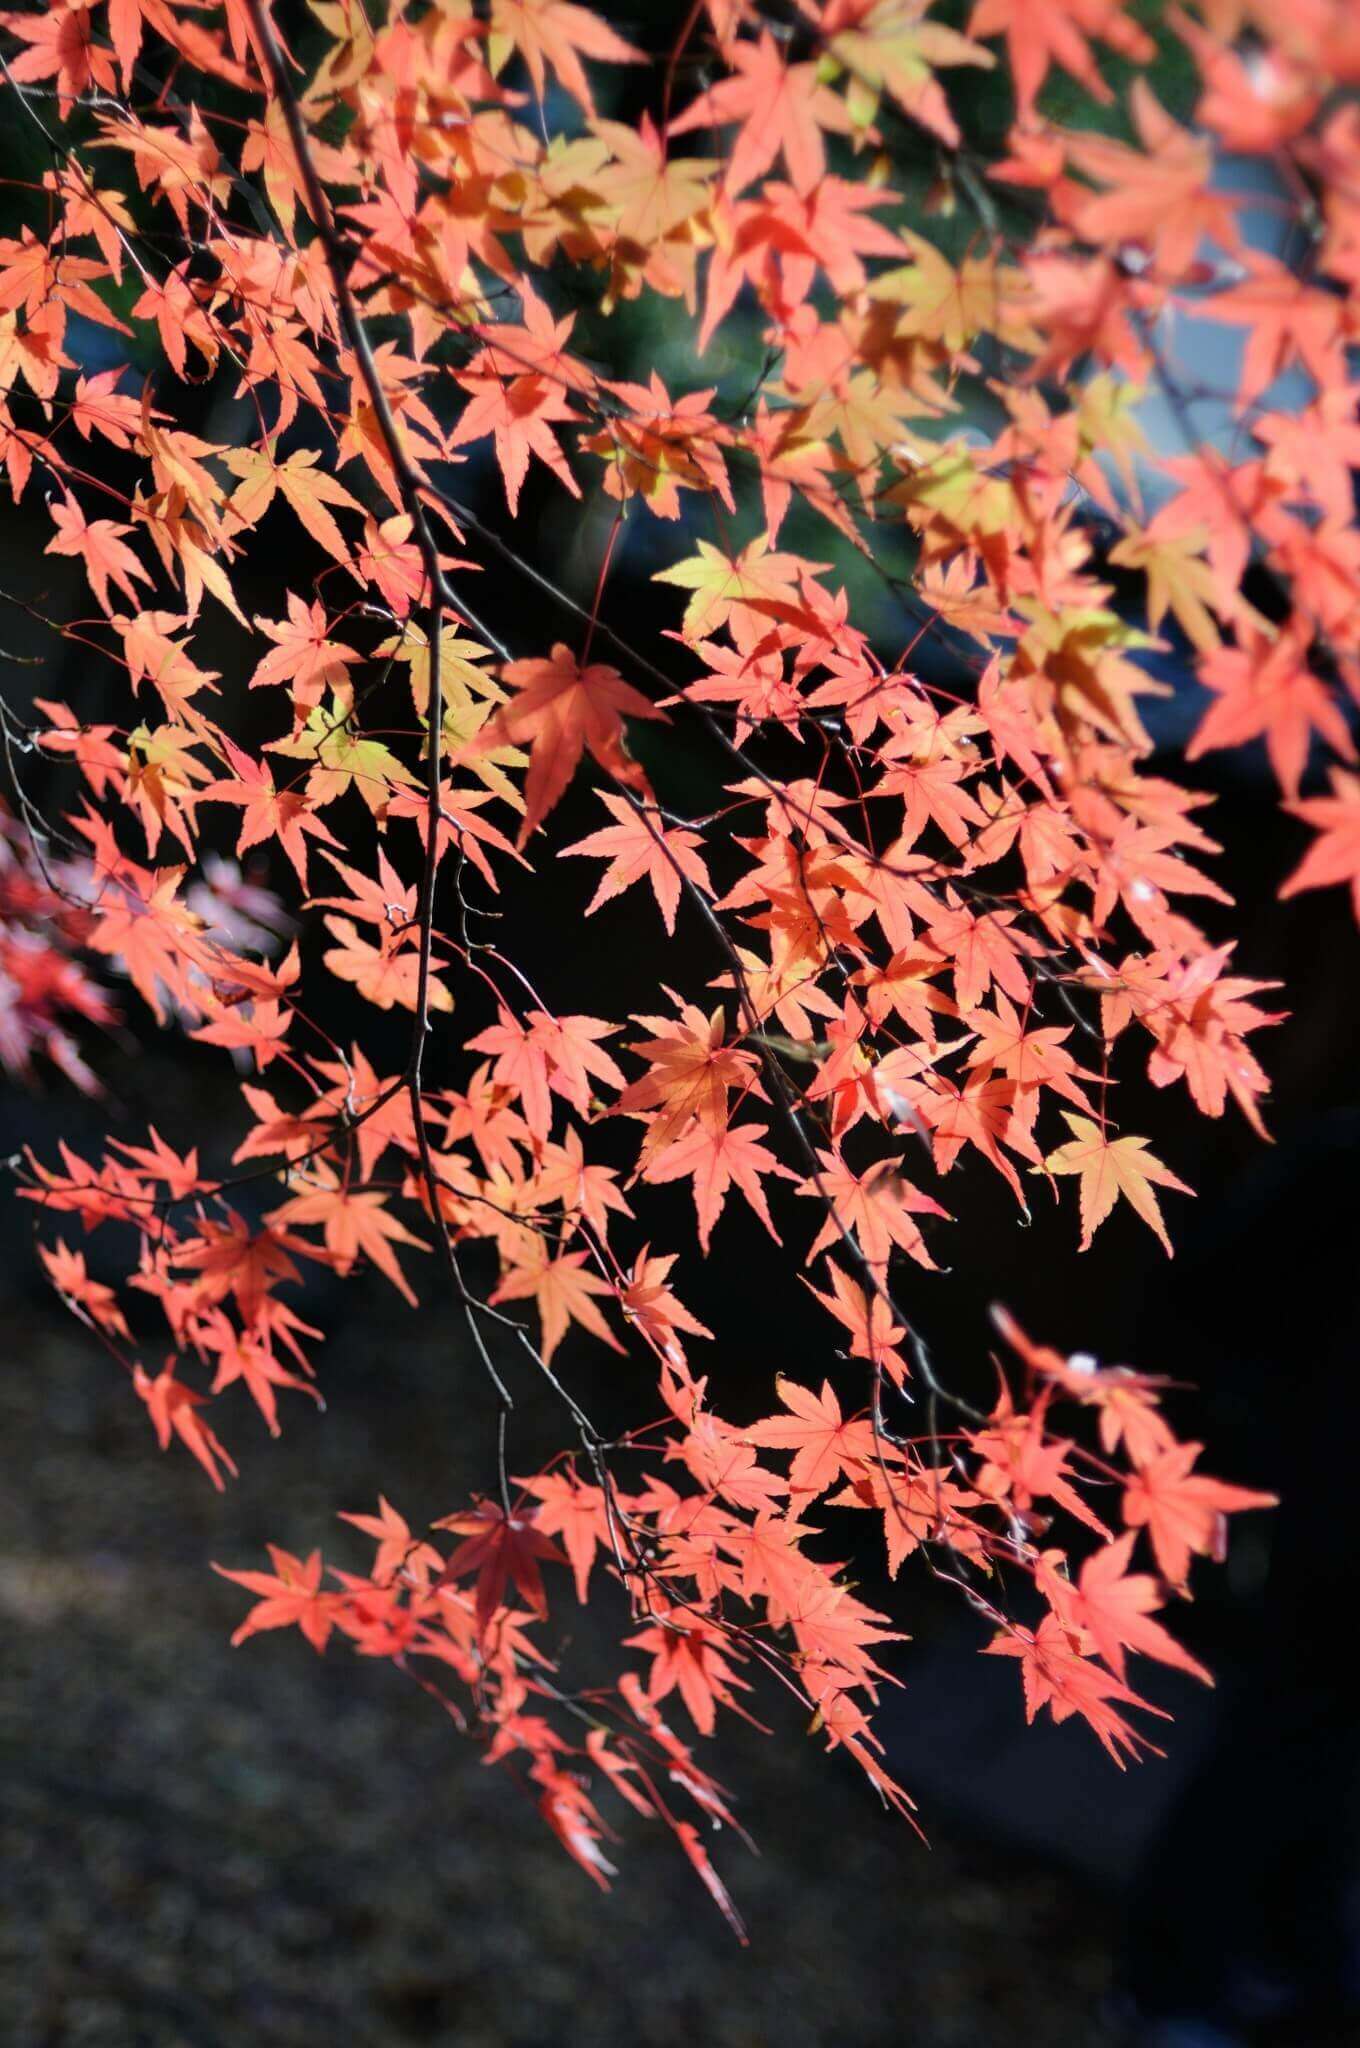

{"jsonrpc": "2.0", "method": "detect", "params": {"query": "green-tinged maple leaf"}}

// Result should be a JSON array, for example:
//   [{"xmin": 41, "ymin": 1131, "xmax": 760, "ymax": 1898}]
[
  {"xmin": 268, "ymin": 696, "xmax": 418, "ymax": 816},
  {"xmin": 652, "ymin": 537, "xmax": 812, "ymax": 645}
]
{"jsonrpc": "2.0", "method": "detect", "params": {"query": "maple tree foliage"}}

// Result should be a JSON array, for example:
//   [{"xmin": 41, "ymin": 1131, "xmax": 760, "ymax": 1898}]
[{"xmin": 15, "ymin": 0, "xmax": 1360, "ymax": 1929}]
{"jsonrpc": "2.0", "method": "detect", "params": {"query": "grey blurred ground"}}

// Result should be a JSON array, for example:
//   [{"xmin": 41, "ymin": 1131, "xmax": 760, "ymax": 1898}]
[{"xmin": 0, "ymin": 1270, "xmax": 1131, "ymax": 2048}]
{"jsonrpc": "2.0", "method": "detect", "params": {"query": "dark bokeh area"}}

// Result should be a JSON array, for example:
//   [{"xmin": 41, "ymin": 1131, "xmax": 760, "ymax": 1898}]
[{"xmin": 0, "ymin": 1215, "xmax": 1127, "ymax": 2048}]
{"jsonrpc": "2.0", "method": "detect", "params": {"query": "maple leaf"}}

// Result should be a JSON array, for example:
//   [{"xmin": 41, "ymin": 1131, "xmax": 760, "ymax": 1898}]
[
  {"xmin": 271, "ymin": 1184, "xmax": 428, "ymax": 1305},
  {"xmin": 134, "ymin": 1363, "xmax": 238, "ymax": 1491},
  {"xmin": 821, "ymin": 0, "xmax": 994, "ymax": 146},
  {"xmin": 214, "ymin": 1546, "xmax": 337, "ymax": 1652},
  {"xmin": 968, "ymin": 0, "xmax": 1153, "ymax": 123},
  {"xmin": 33, "ymin": 697, "xmax": 126, "ymax": 800},
  {"xmin": 174, "ymin": 1210, "xmax": 309, "ymax": 1321},
  {"xmin": 1109, "ymin": 943, "xmax": 1281, "ymax": 1137},
  {"xmin": 1281, "ymin": 766, "xmax": 1360, "ymax": 922},
  {"xmin": 617, "ymin": 1002, "xmax": 761, "ymax": 1164},
  {"xmin": 743, "ymin": 1376, "xmax": 877, "ymax": 1497},
  {"xmin": 466, "ymin": 1007, "xmax": 624, "ymax": 1140},
  {"xmin": 230, "ymin": 1084, "xmax": 321, "ymax": 1168},
  {"xmin": 913, "ymin": 1069, "xmax": 1039, "ymax": 1203},
  {"xmin": 109, "ymin": 1124, "xmax": 202, "ymax": 1197},
  {"xmin": 924, "ymin": 902, "xmax": 1034, "ymax": 1014},
  {"xmin": 1206, "ymin": 255, "xmax": 1350, "ymax": 409},
  {"xmin": 322, "ymin": 919, "xmax": 452, "ymax": 1013},
  {"xmin": 626, "ymin": 1610, "xmax": 750, "ymax": 1736},
  {"xmin": 268, "ymin": 696, "xmax": 417, "ymax": 817},
  {"xmin": 249, "ymin": 594, "xmax": 357, "ymax": 712},
  {"xmin": 433, "ymin": 1498, "xmax": 566, "ymax": 1633},
  {"xmin": 970, "ymin": 1386, "xmax": 1112, "ymax": 1538},
  {"xmin": 828, "ymin": 1460, "xmax": 982, "ymax": 1578},
  {"xmin": 224, "ymin": 446, "xmax": 365, "ymax": 565},
  {"xmin": 654, "ymin": 536, "xmax": 812, "ymax": 646},
  {"xmin": 205, "ymin": 1319, "xmax": 322, "ymax": 1438},
  {"xmin": 339, "ymin": 1497, "xmax": 443, "ymax": 1586},
  {"xmin": 80, "ymin": 849, "xmax": 209, "ymax": 1026},
  {"xmin": 1107, "ymin": 524, "xmax": 1224, "ymax": 655},
  {"xmin": 1188, "ymin": 625, "xmax": 1355, "ymax": 800},
  {"xmin": 203, "ymin": 734, "xmax": 341, "ymax": 888},
  {"xmin": 0, "ymin": 0, "xmax": 116, "ymax": 114},
  {"xmin": 490, "ymin": 1241, "xmax": 624, "ymax": 1363},
  {"xmin": 1044, "ymin": 1114, "xmax": 1192, "ymax": 1256},
  {"xmin": 640, "ymin": 1118, "xmax": 792, "ymax": 1252},
  {"xmin": 536, "ymin": 1768, "xmax": 619, "ymax": 1892},
  {"xmin": 310, "ymin": 844, "xmax": 418, "ymax": 931},
  {"xmin": 805, "ymin": 1262, "xmax": 910, "ymax": 1387},
  {"xmin": 1122, "ymin": 1444, "xmax": 1276, "ymax": 1591},
  {"xmin": 40, "ymin": 1237, "xmax": 129, "ymax": 1337},
  {"xmin": 1064, "ymin": 80, "xmax": 1239, "ymax": 280},
  {"xmin": 450, "ymin": 360, "xmax": 583, "ymax": 516},
  {"xmin": 738, "ymin": 1508, "xmax": 823, "ymax": 1615},
  {"xmin": 240, "ymin": 99, "xmax": 312, "ymax": 234},
  {"xmin": 307, "ymin": 1047, "xmax": 415, "ymax": 1182},
  {"xmin": 45, "ymin": 494, "xmax": 152, "ymax": 615},
  {"xmin": 561, "ymin": 792, "xmax": 712, "ymax": 933},
  {"xmin": 584, "ymin": 371, "xmax": 733, "ymax": 517},
  {"xmin": 517, "ymin": 1471, "xmax": 611, "ymax": 1601},
  {"xmin": 668, "ymin": 29, "xmax": 854, "ymax": 197},
  {"xmin": 992, "ymin": 1307, "xmax": 1178, "ymax": 1469},
  {"xmin": 799, "ymin": 1147, "xmax": 949, "ymax": 1273},
  {"xmin": 355, "ymin": 513, "xmax": 425, "ymax": 617},
  {"xmin": 1057, "ymin": 1533, "xmax": 1212, "ymax": 1686},
  {"xmin": 488, "ymin": 0, "xmax": 643, "ymax": 115},
  {"xmin": 466, "ymin": 644, "xmax": 666, "ymax": 845},
  {"xmin": 619, "ymin": 1246, "xmax": 713, "ymax": 1366},
  {"xmin": 985, "ymin": 1614, "xmax": 1168, "ymax": 1766},
  {"xmin": 388, "ymin": 779, "xmax": 525, "ymax": 893}
]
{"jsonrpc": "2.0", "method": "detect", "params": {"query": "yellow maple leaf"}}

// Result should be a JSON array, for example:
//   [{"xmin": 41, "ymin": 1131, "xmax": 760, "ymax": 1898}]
[{"xmin": 1044, "ymin": 1113, "xmax": 1192, "ymax": 1255}]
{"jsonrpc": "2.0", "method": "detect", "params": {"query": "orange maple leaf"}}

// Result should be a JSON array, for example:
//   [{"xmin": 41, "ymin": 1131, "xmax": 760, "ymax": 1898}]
[
  {"xmin": 45, "ymin": 493, "xmax": 152, "ymax": 615},
  {"xmin": 743, "ymin": 1376, "xmax": 877, "ymax": 1497},
  {"xmin": 561, "ymin": 791, "xmax": 712, "ymax": 933},
  {"xmin": 214, "ymin": 1546, "xmax": 337, "ymax": 1651},
  {"xmin": 271, "ymin": 1184, "xmax": 428, "ymax": 1305},
  {"xmin": 489, "ymin": 0, "xmax": 642, "ymax": 115},
  {"xmin": 668, "ymin": 28, "xmax": 854, "ymax": 197},
  {"xmin": 466, "ymin": 643, "xmax": 666, "ymax": 844}
]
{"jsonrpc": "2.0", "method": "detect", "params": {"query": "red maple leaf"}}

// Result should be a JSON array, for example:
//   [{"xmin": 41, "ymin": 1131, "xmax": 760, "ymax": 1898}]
[
  {"xmin": 214, "ymin": 1546, "xmax": 337, "ymax": 1652},
  {"xmin": 1281, "ymin": 766, "xmax": 1360, "ymax": 921},
  {"xmin": 466, "ymin": 644, "xmax": 667, "ymax": 843},
  {"xmin": 1122, "ymin": 1443, "xmax": 1276, "ymax": 1590},
  {"xmin": 985, "ymin": 1613, "xmax": 1169, "ymax": 1766},
  {"xmin": 433, "ymin": 1499, "xmax": 566, "ymax": 1634}
]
